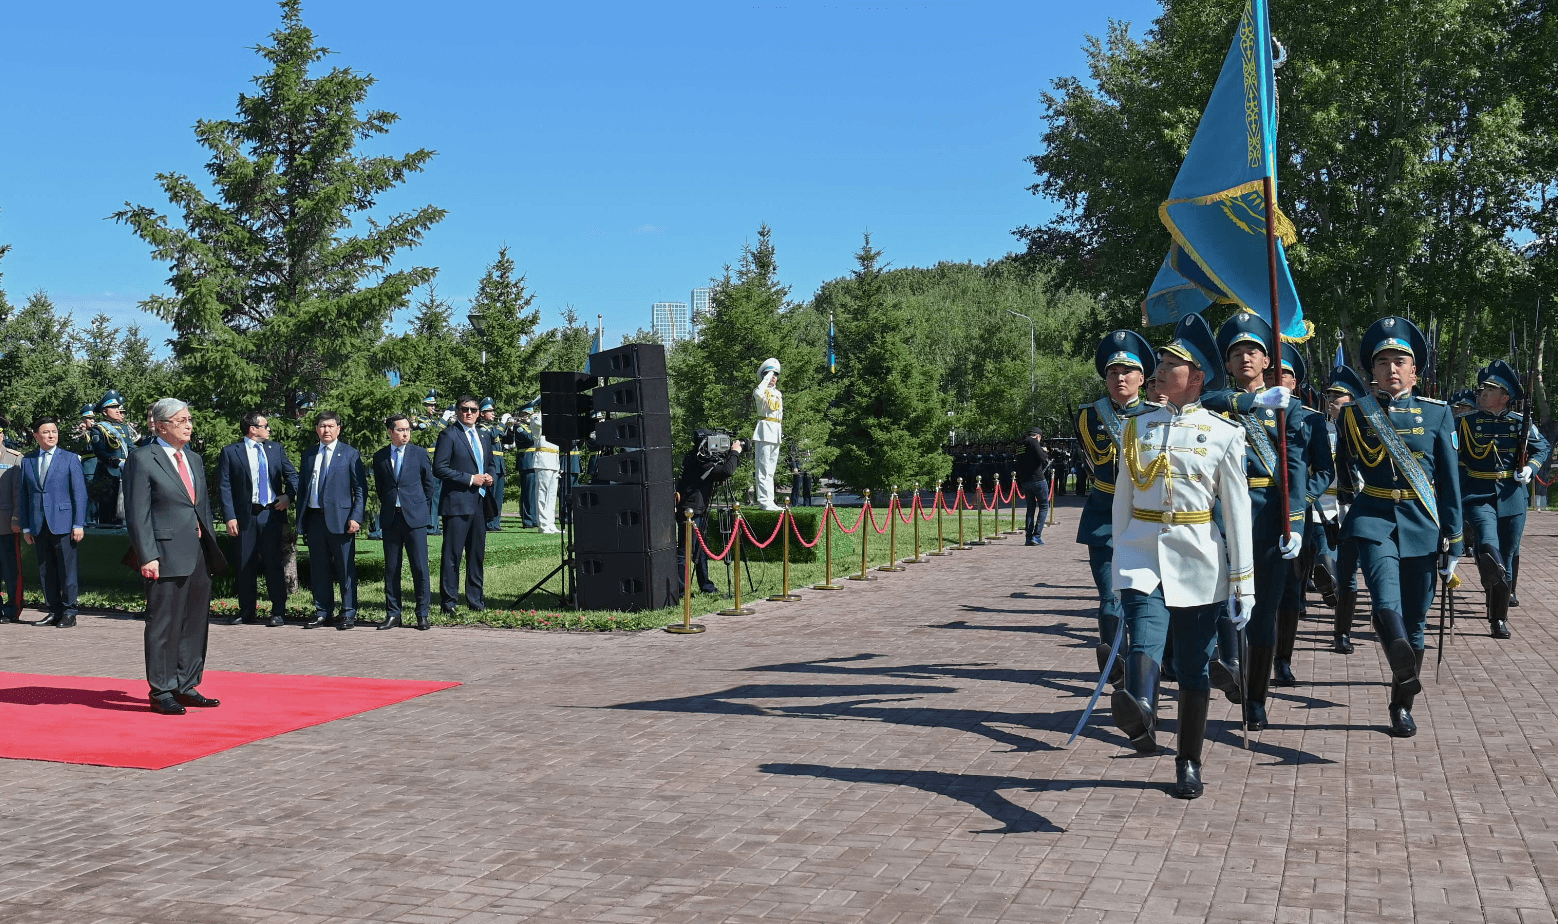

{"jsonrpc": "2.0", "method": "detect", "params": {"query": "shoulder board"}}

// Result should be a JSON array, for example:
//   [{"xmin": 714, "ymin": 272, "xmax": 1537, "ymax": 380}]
[
  {"xmin": 1419, "ymin": 396, "xmax": 1447, "ymax": 406},
  {"xmin": 1202, "ymin": 411, "xmax": 1240, "ymax": 431}
]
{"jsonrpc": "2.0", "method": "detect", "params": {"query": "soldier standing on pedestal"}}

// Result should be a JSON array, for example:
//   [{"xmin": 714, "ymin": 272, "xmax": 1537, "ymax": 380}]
[
  {"xmin": 1458, "ymin": 360, "xmax": 1550, "ymax": 638},
  {"xmin": 89, "ymin": 389, "xmax": 136, "ymax": 526}
]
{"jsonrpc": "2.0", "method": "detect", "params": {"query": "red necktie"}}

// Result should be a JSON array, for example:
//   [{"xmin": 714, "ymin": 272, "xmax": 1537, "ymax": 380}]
[{"xmin": 175, "ymin": 449, "xmax": 196, "ymax": 503}]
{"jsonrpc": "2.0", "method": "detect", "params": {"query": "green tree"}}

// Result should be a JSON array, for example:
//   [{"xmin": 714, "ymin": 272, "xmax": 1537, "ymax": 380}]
[
  {"xmin": 113, "ymin": 0, "xmax": 444, "ymax": 443},
  {"xmin": 458, "ymin": 245, "xmax": 552, "ymax": 410},
  {"xmin": 822, "ymin": 235, "xmax": 948, "ymax": 493},
  {"xmin": 0, "ymin": 293, "xmax": 90, "ymax": 429}
]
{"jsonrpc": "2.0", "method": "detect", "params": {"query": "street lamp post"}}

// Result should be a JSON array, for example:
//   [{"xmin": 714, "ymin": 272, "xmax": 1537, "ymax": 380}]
[{"xmin": 1006, "ymin": 309, "xmax": 1037, "ymax": 406}]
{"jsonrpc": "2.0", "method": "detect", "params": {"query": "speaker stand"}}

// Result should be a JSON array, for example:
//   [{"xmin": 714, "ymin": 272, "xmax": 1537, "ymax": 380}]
[{"xmin": 515, "ymin": 441, "xmax": 578, "ymax": 608}]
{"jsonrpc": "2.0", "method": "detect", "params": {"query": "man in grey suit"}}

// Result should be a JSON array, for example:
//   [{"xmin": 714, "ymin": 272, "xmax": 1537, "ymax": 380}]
[
  {"xmin": 372, "ymin": 414, "xmax": 437, "ymax": 629},
  {"xmin": 124, "ymin": 398, "xmax": 227, "ymax": 715},
  {"xmin": 298, "ymin": 411, "xmax": 367, "ymax": 629}
]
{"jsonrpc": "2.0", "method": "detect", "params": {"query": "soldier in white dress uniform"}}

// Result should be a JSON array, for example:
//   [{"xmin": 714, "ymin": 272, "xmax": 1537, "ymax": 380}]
[
  {"xmin": 751, "ymin": 358, "xmax": 784, "ymax": 511},
  {"xmin": 1110, "ymin": 313, "xmax": 1255, "ymax": 799},
  {"xmin": 530, "ymin": 412, "xmax": 561, "ymax": 534}
]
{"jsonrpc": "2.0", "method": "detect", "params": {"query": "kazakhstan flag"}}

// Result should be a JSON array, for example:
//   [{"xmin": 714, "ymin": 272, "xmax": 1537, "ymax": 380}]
[{"xmin": 1142, "ymin": 0, "xmax": 1309, "ymax": 341}]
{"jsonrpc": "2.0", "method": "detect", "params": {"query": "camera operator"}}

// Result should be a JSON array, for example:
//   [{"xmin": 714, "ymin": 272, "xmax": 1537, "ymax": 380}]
[{"xmin": 675, "ymin": 430, "xmax": 745, "ymax": 594}]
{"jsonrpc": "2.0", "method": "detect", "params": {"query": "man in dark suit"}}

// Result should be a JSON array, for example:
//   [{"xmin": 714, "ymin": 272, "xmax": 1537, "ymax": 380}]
[
  {"xmin": 433, "ymin": 395, "xmax": 496, "ymax": 614},
  {"xmin": 124, "ymin": 398, "xmax": 227, "ymax": 715},
  {"xmin": 20, "ymin": 417, "xmax": 88, "ymax": 628},
  {"xmin": 218, "ymin": 411, "xmax": 299, "ymax": 627},
  {"xmin": 297, "ymin": 411, "xmax": 367, "ymax": 629},
  {"xmin": 372, "ymin": 414, "xmax": 436, "ymax": 630}
]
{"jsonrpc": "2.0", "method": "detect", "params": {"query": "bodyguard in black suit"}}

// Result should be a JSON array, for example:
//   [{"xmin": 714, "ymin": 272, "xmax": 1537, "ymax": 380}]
[
  {"xmin": 20, "ymin": 417, "xmax": 88, "ymax": 628},
  {"xmin": 217, "ymin": 412, "xmax": 299, "ymax": 626},
  {"xmin": 433, "ymin": 396, "xmax": 496, "ymax": 614},
  {"xmin": 372, "ymin": 414, "xmax": 436, "ymax": 629},
  {"xmin": 297, "ymin": 411, "xmax": 367, "ymax": 629},
  {"xmin": 124, "ymin": 399, "xmax": 228, "ymax": 715}
]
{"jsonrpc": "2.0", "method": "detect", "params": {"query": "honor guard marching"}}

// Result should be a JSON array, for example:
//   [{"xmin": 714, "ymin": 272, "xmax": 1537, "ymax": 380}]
[
  {"xmin": 1451, "ymin": 390, "xmax": 1478, "ymax": 418},
  {"xmin": 1200, "ymin": 312, "xmax": 1310, "ymax": 729},
  {"xmin": 1110, "ymin": 314, "xmax": 1253, "ymax": 799},
  {"xmin": 1273, "ymin": 343, "xmax": 1336, "ymax": 686},
  {"xmin": 413, "ymin": 388, "xmax": 447, "ymax": 535},
  {"xmin": 1334, "ymin": 316, "xmax": 1463, "ymax": 737},
  {"xmin": 1322, "ymin": 369, "xmax": 1364, "ymax": 653},
  {"xmin": 1075, "ymin": 330, "xmax": 1157, "ymax": 683},
  {"xmin": 1458, "ymin": 359, "xmax": 1550, "ymax": 638},
  {"xmin": 752, "ymin": 358, "xmax": 784, "ymax": 511},
  {"xmin": 89, "ymin": 389, "xmax": 137, "ymax": 526},
  {"xmin": 477, "ymin": 398, "xmax": 507, "ymax": 531}
]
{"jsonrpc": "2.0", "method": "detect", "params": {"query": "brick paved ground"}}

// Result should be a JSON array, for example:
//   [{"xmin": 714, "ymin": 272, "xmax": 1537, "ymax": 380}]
[{"xmin": 3, "ymin": 499, "xmax": 1557, "ymax": 923}]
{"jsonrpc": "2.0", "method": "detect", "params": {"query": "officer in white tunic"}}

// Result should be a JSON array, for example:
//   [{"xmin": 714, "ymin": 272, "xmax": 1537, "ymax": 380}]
[
  {"xmin": 751, "ymin": 358, "xmax": 784, "ymax": 511},
  {"xmin": 1110, "ymin": 313, "xmax": 1254, "ymax": 799},
  {"xmin": 529, "ymin": 411, "xmax": 562, "ymax": 534}
]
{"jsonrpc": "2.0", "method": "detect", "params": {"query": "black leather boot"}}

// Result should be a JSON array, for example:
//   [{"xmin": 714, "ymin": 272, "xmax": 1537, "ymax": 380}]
[
  {"xmin": 1509, "ymin": 554, "xmax": 1521, "ymax": 608},
  {"xmin": 1389, "ymin": 648, "xmax": 1425, "ymax": 738},
  {"xmin": 1110, "ymin": 651, "xmax": 1159, "ymax": 753},
  {"xmin": 1244, "ymin": 645, "xmax": 1275, "ymax": 730},
  {"xmin": 1370, "ymin": 608, "xmax": 1420, "ymax": 697},
  {"xmin": 1273, "ymin": 609, "xmax": 1301, "ymax": 686},
  {"xmin": 1173, "ymin": 689, "xmax": 1210, "ymax": 799},
  {"xmin": 1208, "ymin": 611, "xmax": 1244, "ymax": 705},
  {"xmin": 1096, "ymin": 611, "xmax": 1125, "ymax": 687},
  {"xmin": 1312, "ymin": 554, "xmax": 1339, "ymax": 608},
  {"xmin": 1476, "ymin": 542, "xmax": 1510, "ymax": 621},
  {"xmin": 1333, "ymin": 591, "xmax": 1357, "ymax": 654}
]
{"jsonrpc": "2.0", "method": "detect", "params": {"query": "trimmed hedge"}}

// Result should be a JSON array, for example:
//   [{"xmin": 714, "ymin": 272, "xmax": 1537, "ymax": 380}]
[{"xmin": 739, "ymin": 507, "xmax": 853, "ymax": 564}]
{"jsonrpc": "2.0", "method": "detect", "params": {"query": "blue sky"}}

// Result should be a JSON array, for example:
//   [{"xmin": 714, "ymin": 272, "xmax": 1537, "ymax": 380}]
[{"xmin": 0, "ymin": 0, "xmax": 1162, "ymax": 352}]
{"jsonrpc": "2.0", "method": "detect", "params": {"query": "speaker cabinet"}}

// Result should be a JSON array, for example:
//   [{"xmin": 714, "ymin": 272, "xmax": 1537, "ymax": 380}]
[
  {"xmin": 571, "ymin": 481, "xmax": 676, "ymax": 552},
  {"xmin": 587, "ymin": 343, "xmax": 667, "ymax": 381},
  {"xmin": 592, "ymin": 413, "xmax": 672, "ymax": 450},
  {"xmin": 591, "ymin": 447, "xmax": 674, "ymax": 485},
  {"xmin": 574, "ymin": 547, "xmax": 679, "ymax": 612},
  {"xmin": 592, "ymin": 377, "xmax": 670, "ymax": 416}
]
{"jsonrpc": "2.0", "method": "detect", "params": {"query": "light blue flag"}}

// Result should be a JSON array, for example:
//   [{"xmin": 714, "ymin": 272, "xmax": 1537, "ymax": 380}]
[
  {"xmin": 1333, "ymin": 340, "xmax": 1345, "ymax": 369},
  {"xmin": 590, "ymin": 315, "xmax": 604, "ymax": 354},
  {"xmin": 828, "ymin": 314, "xmax": 836, "ymax": 373},
  {"xmin": 1142, "ymin": 0, "xmax": 1309, "ymax": 342}
]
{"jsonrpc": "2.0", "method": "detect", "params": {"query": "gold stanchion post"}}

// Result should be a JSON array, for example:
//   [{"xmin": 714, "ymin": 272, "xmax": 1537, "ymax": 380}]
[
  {"xmin": 666, "ymin": 509, "xmax": 707, "ymax": 634},
  {"xmin": 951, "ymin": 478, "xmax": 971, "ymax": 550},
  {"xmin": 1005, "ymin": 470, "xmax": 1022, "ymax": 534},
  {"xmin": 877, "ymin": 486, "xmax": 906, "ymax": 572},
  {"xmin": 768, "ymin": 500, "xmax": 802, "ymax": 602},
  {"xmin": 848, "ymin": 490, "xmax": 877, "ymax": 581},
  {"xmin": 814, "ymin": 492, "xmax": 843, "ymax": 590},
  {"xmin": 929, "ymin": 485, "xmax": 950, "ymax": 556},
  {"xmin": 968, "ymin": 476, "xmax": 988, "ymax": 546},
  {"xmin": 718, "ymin": 504, "xmax": 756, "ymax": 615},
  {"xmin": 904, "ymin": 482, "xmax": 926, "ymax": 563},
  {"xmin": 1047, "ymin": 473, "xmax": 1059, "ymax": 525}
]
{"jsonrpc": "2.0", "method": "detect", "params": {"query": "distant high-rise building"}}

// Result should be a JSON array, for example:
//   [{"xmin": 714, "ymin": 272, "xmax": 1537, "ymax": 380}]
[
  {"xmin": 689, "ymin": 287, "xmax": 713, "ymax": 340},
  {"xmin": 652, "ymin": 301, "xmax": 691, "ymax": 344}
]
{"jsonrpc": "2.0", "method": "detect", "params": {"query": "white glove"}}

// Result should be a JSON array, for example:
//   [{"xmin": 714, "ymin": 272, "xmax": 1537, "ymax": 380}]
[
  {"xmin": 1228, "ymin": 592, "xmax": 1253, "ymax": 630},
  {"xmin": 1253, "ymin": 386, "xmax": 1291, "ymax": 409},
  {"xmin": 442, "ymin": 409, "xmax": 455, "ymax": 423},
  {"xmin": 1515, "ymin": 464, "xmax": 1535, "ymax": 485},
  {"xmin": 1278, "ymin": 530, "xmax": 1302, "ymax": 560},
  {"xmin": 1439, "ymin": 558, "xmax": 1458, "ymax": 581}
]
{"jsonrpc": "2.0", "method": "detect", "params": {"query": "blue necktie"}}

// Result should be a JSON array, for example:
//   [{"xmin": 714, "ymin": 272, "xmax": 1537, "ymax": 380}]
[
  {"xmin": 256, "ymin": 443, "xmax": 271, "ymax": 505},
  {"xmin": 393, "ymin": 447, "xmax": 403, "ymax": 506},
  {"xmin": 468, "ymin": 429, "xmax": 485, "ymax": 497}
]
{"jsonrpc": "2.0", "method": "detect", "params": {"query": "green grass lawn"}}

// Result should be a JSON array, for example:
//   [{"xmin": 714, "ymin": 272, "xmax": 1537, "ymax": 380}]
[{"xmin": 28, "ymin": 503, "xmax": 1025, "ymax": 632}]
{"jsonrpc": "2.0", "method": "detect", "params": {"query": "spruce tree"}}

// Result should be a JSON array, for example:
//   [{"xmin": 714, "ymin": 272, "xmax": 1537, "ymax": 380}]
[{"xmin": 458, "ymin": 245, "xmax": 552, "ymax": 410}]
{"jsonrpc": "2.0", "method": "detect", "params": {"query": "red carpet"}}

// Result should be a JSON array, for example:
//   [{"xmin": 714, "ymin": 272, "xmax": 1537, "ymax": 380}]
[{"xmin": 0, "ymin": 670, "xmax": 461, "ymax": 769}]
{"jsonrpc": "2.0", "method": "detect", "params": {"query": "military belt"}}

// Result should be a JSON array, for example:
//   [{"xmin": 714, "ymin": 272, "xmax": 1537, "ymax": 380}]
[
  {"xmin": 1467, "ymin": 470, "xmax": 1512, "ymax": 480},
  {"xmin": 536, "ymin": 447, "xmax": 559, "ymax": 454},
  {"xmin": 1324, "ymin": 487, "xmax": 1338, "ymax": 496},
  {"xmin": 1248, "ymin": 476, "xmax": 1274, "ymax": 489},
  {"xmin": 1131, "ymin": 508, "xmax": 1212, "ymax": 525},
  {"xmin": 760, "ymin": 416, "xmax": 782, "ymax": 423},
  {"xmin": 1362, "ymin": 484, "xmax": 1418, "ymax": 502},
  {"xmin": 1092, "ymin": 479, "xmax": 1115, "ymax": 494}
]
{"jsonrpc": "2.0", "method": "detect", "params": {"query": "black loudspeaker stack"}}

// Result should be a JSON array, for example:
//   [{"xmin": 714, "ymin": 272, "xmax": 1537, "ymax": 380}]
[{"xmin": 572, "ymin": 343, "xmax": 678, "ymax": 611}]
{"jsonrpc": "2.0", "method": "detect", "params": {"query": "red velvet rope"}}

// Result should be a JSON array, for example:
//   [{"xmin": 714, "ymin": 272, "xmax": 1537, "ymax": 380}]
[
  {"xmin": 790, "ymin": 509, "xmax": 824, "ymax": 548},
  {"xmin": 694, "ymin": 522, "xmax": 740, "ymax": 560},
  {"xmin": 738, "ymin": 513, "xmax": 786, "ymax": 550},
  {"xmin": 830, "ymin": 503, "xmax": 866, "ymax": 535}
]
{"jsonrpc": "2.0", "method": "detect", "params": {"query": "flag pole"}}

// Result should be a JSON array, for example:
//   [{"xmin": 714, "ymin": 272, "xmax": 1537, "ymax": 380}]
[{"xmin": 1261, "ymin": 0, "xmax": 1292, "ymax": 537}]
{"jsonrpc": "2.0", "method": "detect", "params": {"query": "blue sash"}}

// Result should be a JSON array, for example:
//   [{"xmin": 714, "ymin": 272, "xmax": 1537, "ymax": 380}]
[
  {"xmin": 1356, "ymin": 394, "xmax": 1438, "ymax": 526},
  {"xmin": 1093, "ymin": 397, "xmax": 1127, "ymax": 452},
  {"xmin": 1237, "ymin": 408, "xmax": 1279, "ymax": 478}
]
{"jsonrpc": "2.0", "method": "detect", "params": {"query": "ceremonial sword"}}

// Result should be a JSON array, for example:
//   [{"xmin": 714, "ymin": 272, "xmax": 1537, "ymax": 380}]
[{"xmin": 1065, "ymin": 613, "xmax": 1125, "ymax": 747}]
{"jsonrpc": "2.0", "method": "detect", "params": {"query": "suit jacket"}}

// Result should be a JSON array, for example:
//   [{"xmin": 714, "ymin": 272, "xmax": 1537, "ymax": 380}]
[
  {"xmin": 372, "ymin": 443, "xmax": 436, "ymax": 528},
  {"xmin": 297, "ymin": 441, "xmax": 367, "ymax": 535},
  {"xmin": 0, "ymin": 445, "xmax": 24, "ymax": 535},
  {"xmin": 218, "ymin": 439, "xmax": 300, "ymax": 525},
  {"xmin": 124, "ymin": 441, "xmax": 226, "ymax": 578},
  {"xmin": 20, "ymin": 447, "xmax": 88, "ymax": 536},
  {"xmin": 433, "ymin": 425, "xmax": 496, "ymax": 518}
]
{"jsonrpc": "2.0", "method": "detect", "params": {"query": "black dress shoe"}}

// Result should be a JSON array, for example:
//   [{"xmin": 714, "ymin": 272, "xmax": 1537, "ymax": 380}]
[
  {"xmin": 149, "ymin": 694, "xmax": 186, "ymax": 715},
  {"xmin": 175, "ymin": 690, "xmax": 220, "ymax": 707},
  {"xmin": 337, "ymin": 617, "xmax": 355, "ymax": 630},
  {"xmin": 1389, "ymin": 704, "xmax": 1417, "ymax": 737},
  {"xmin": 304, "ymin": 615, "xmax": 333, "ymax": 629},
  {"xmin": 699, "ymin": 583, "xmax": 719, "ymax": 594},
  {"xmin": 57, "ymin": 613, "xmax": 76, "ymax": 628},
  {"xmin": 416, "ymin": 613, "xmax": 430, "ymax": 630},
  {"xmin": 1173, "ymin": 758, "xmax": 1204, "ymax": 799},
  {"xmin": 35, "ymin": 612, "xmax": 60, "ymax": 627},
  {"xmin": 1491, "ymin": 619, "xmax": 1511, "ymax": 639},
  {"xmin": 1334, "ymin": 633, "xmax": 1354, "ymax": 654},
  {"xmin": 1272, "ymin": 660, "xmax": 1296, "ymax": 686},
  {"xmin": 378, "ymin": 613, "xmax": 402, "ymax": 630},
  {"xmin": 267, "ymin": 614, "xmax": 286, "ymax": 627}
]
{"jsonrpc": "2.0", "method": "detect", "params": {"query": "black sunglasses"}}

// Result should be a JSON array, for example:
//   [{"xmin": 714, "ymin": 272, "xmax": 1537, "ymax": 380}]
[{"xmin": 458, "ymin": 405, "xmax": 480, "ymax": 413}]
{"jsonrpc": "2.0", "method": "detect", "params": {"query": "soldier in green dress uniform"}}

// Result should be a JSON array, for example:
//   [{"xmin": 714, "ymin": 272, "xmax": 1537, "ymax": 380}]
[
  {"xmin": 1334, "ymin": 316, "xmax": 1463, "ymax": 737},
  {"xmin": 1458, "ymin": 360, "xmax": 1550, "ymax": 638}
]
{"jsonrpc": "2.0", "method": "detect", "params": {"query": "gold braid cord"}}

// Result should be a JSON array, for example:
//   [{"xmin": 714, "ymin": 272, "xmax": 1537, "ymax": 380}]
[{"xmin": 1122, "ymin": 418, "xmax": 1171, "ymax": 491}]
